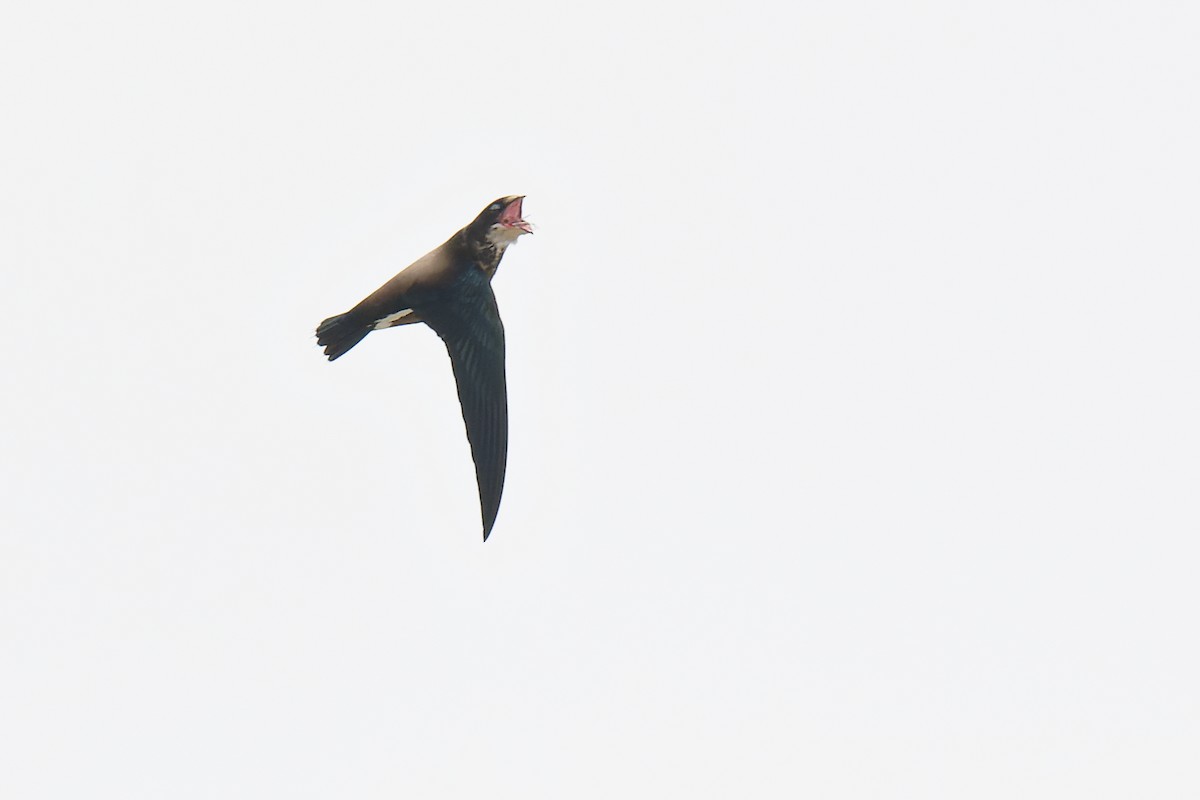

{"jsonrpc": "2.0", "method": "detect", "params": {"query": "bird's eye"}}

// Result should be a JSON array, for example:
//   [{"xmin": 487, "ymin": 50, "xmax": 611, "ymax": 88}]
[{"xmin": 490, "ymin": 203, "xmax": 502, "ymax": 211}]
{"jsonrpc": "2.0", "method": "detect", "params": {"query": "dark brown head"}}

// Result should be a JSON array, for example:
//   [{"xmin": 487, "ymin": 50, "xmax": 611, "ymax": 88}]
[{"xmin": 466, "ymin": 196, "xmax": 533, "ymax": 248}]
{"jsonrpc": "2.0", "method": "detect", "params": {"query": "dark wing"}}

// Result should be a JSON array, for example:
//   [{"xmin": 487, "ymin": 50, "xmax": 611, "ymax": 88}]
[{"xmin": 422, "ymin": 269, "xmax": 508, "ymax": 541}]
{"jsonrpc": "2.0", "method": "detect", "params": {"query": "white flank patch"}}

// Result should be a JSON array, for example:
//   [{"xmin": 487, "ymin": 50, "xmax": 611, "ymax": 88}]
[{"xmin": 373, "ymin": 309, "xmax": 415, "ymax": 329}]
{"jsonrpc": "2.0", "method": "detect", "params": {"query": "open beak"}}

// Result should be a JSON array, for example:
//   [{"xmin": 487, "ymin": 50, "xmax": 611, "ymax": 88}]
[{"xmin": 500, "ymin": 196, "xmax": 534, "ymax": 234}]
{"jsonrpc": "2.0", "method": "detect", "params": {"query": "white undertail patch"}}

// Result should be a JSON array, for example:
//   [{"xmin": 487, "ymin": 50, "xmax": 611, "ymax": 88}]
[{"xmin": 373, "ymin": 309, "xmax": 415, "ymax": 329}]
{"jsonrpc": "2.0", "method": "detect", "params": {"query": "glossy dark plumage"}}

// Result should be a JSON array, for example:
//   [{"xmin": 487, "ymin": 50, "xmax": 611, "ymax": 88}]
[{"xmin": 316, "ymin": 196, "xmax": 532, "ymax": 540}]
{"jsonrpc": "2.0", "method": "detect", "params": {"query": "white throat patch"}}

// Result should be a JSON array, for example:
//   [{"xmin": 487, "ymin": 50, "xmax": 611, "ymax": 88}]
[{"xmin": 486, "ymin": 224, "xmax": 525, "ymax": 249}]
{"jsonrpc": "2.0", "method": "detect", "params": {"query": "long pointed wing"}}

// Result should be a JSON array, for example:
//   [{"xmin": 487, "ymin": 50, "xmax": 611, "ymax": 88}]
[{"xmin": 422, "ymin": 271, "xmax": 508, "ymax": 540}]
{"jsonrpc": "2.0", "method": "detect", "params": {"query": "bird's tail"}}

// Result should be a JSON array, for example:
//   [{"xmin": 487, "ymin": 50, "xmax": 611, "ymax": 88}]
[{"xmin": 316, "ymin": 313, "xmax": 370, "ymax": 361}]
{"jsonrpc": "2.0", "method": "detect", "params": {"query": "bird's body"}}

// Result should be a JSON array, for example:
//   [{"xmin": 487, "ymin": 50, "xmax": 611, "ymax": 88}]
[{"xmin": 316, "ymin": 196, "xmax": 532, "ymax": 540}]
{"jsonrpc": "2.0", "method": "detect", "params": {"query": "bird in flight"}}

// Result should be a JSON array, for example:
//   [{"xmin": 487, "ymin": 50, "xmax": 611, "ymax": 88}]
[{"xmin": 316, "ymin": 196, "xmax": 533, "ymax": 541}]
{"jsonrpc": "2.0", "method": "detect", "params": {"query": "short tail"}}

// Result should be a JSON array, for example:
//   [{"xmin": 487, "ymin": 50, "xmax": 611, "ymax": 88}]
[{"xmin": 316, "ymin": 313, "xmax": 370, "ymax": 361}]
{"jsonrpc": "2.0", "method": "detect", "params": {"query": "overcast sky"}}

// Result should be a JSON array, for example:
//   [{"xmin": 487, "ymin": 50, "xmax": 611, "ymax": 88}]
[{"xmin": 3, "ymin": 1, "xmax": 1199, "ymax": 797}]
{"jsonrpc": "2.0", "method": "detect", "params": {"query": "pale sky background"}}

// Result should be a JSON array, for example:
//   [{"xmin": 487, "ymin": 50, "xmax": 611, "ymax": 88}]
[{"xmin": 2, "ymin": 1, "xmax": 1198, "ymax": 797}]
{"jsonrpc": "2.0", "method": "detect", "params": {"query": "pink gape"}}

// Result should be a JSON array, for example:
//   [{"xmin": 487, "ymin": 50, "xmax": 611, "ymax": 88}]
[{"xmin": 498, "ymin": 196, "xmax": 533, "ymax": 234}]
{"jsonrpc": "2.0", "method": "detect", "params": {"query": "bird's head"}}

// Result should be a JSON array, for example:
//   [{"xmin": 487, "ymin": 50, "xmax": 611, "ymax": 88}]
[{"xmin": 471, "ymin": 195, "xmax": 533, "ymax": 248}]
